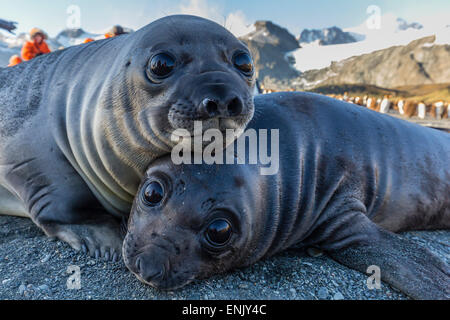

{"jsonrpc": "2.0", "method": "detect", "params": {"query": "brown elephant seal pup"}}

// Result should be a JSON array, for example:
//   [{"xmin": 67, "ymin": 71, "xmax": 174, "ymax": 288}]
[
  {"xmin": 124, "ymin": 92, "xmax": 449, "ymax": 299},
  {"xmin": 0, "ymin": 15, "xmax": 255, "ymax": 260}
]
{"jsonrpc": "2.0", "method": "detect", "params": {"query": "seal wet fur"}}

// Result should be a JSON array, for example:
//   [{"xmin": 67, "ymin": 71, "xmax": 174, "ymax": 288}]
[
  {"xmin": 0, "ymin": 15, "xmax": 255, "ymax": 259},
  {"xmin": 125, "ymin": 92, "xmax": 449, "ymax": 299}
]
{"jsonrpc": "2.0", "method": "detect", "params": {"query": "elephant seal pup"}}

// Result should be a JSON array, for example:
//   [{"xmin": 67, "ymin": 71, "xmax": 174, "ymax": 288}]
[
  {"xmin": 0, "ymin": 15, "xmax": 255, "ymax": 259},
  {"xmin": 124, "ymin": 92, "xmax": 449, "ymax": 299}
]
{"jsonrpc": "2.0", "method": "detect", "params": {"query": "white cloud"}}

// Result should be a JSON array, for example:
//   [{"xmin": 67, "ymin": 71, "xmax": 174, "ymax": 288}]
[
  {"xmin": 224, "ymin": 10, "xmax": 255, "ymax": 37},
  {"xmin": 176, "ymin": 0, "xmax": 253, "ymax": 37},
  {"xmin": 179, "ymin": 0, "xmax": 221, "ymax": 19}
]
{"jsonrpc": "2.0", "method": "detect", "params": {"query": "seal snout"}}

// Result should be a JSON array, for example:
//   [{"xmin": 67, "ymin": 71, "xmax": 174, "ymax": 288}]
[
  {"xmin": 200, "ymin": 95, "xmax": 244, "ymax": 119},
  {"xmin": 135, "ymin": 254, "xmax": 166, "ymax": 284}
]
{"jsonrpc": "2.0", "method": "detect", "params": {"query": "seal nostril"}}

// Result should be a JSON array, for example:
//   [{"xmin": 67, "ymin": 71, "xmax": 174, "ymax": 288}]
[
  {"xmin": 202, "ymin": 98, "xmax": 219, "ymax": 117},
  {"xmin": 227, "ymin": 97, "xmax": 243, "ymax": 116},
  {"xmin": 142, "ymin": 267, "xmax": 165, "ymax": 283}
]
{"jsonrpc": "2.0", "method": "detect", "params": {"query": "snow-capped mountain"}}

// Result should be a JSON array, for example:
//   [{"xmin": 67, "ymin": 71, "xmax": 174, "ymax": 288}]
[
  {"xmin": 55, "ymin": 26, "xmax": 133, "ymax": 48},
  {"xmin": 299, "ymin": 27, "xmax": 357, "ymax": 46},
  {"xmin": 243, "ymin": 21, "xmax": 299, "ymax": 52},
  {"xmin": 291, "ymin": 14, "xmax": 450, "ymax": 72},
  {"xmin": 296, "ymin": 35, "xmax": 450, "ymax": 90},
  {"xmin": 239, "ymin": 21, "xmax": 300, "ymax": 84},
  {"xmin": 54, "ymin": 28, "xmax": 101, "ymax": 47},
  {"xmin": 396, "ymin": 18, "xmax": 423, "ymax": 31}
]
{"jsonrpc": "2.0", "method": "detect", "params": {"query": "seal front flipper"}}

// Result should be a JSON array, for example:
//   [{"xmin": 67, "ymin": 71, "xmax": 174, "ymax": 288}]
[
  {"xmin": 312, "ymin": 212, "xmax": 450, "ymax": 300},
  {"xmin": 43, "ymin": 215, "xmax": 123, "ymax": 261},
  {"xmin": 0, "ymin": 155, "xmax": 123, "ymax": 261}
]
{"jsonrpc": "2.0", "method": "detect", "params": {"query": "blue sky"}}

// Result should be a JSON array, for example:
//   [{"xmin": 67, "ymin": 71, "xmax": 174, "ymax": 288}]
[{"xmin": 1, "ymin": 0, "xmax": 449, "ymax": 37}]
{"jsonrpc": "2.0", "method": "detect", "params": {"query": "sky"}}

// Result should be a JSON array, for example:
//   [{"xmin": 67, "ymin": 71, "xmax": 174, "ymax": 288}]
[{"xmin": 1, "ymin": 0, "xmax": 449, "ymax": 37}]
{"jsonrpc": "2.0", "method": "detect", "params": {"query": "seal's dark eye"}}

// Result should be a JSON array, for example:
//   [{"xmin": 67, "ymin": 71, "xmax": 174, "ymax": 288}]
[
  {"xmin": 149, "ymin": 53, "xmax": 175, "ymax": 78},
  {"xmin": 143, "ymin": 181, "xmax": 164, "ymax": 206},
  {"xmin": 233, "ymin": 52, "xmax": 253, "ymax": 75},
  {"xmin": 205, "ymin": 219, "xmax": 232, "ymax": 246}
]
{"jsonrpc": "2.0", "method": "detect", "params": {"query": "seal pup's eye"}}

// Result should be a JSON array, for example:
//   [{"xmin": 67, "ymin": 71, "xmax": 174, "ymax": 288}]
[
  {"xmin": 205, "ymin": 219, "xmax": 232, "ymax": 247},
  {"xmin": 148, "ymin": 53, "xmax": 176, "ymax": 78},
  {"xmin": 232, "ymin": 52, "xmax": 254, "ymax": 75},
  {"xmin": 142, "ymin": 181, "xmax": 164, "ymax": 206}
]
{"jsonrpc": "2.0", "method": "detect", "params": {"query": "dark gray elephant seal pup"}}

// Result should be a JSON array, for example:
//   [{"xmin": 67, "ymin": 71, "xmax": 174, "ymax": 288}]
[
  {"xmin": 0, "ymin": 15, "xmax": 255, "ymax": 259},
  {"xmin": 124, "ymin": 92, "xmax": 449, "ymax": 299}
]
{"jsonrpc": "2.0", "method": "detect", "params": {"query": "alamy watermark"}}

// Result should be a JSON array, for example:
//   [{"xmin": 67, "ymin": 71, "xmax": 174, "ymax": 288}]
[
  {"xmin": 366, "ymin": 5, "xmax": 382, "ymax": 30},
  {"xmin": 66, "ymin": 265, "xmax": 81, "ymax": 290},
  {"xmin": 366, "ymin": 265, "xmax": 381, "ymax": 290},
  {"xmin": 67, "ymin": 4, "xmax": 81, "ymax": 29},
  {"xmin": 170, "ymin": 121, "xmax": 280, "ymax": 176}
]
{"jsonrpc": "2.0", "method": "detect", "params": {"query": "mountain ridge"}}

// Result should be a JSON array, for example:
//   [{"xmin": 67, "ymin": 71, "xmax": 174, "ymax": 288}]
[{"xmin": 299, "ymin": 26, "xmax": 358, "ymax": 46}]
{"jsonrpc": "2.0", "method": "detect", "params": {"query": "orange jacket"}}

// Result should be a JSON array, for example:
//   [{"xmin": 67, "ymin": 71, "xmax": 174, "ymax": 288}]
[
  {"xmin": 8, "ymin": 55, "xmax": 23, "ymax": 67},
  {"xmin": 21, "ymin": 40, "xmax": 51, "ymax": 61},
  {"xmin": 83, "ymin": 38, "xmax": 94, "ymax": 43}
]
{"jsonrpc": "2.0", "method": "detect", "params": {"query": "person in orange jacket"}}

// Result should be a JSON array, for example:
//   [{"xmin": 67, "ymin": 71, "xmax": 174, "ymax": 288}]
[
  {"xmin": 21, "ymin": 27, "xmax": 51, "ymax": 61},
  {"xmin": 83, "ymin": 38, "xmax": 94, "ymax": 44},
  {"xmin": 7, "ymin": 55, "xmax": 23, "ymax": 67},
  {"xmin": 104, "ymin": 25, "xmax": 127, "ymax": 38}
]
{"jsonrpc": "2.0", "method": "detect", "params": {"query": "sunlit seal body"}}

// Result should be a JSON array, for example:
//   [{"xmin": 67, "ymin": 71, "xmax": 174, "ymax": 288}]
[
  {"xmin": 0, "ymin": 15, "xmax": 255, "ymax": 259},
  {"xmin": 124, "ymin": 92, "xmax": 449, "ymax": 299}
]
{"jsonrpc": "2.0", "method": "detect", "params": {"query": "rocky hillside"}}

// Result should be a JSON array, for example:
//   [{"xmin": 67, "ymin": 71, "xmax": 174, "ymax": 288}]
[
  {"xmin": 239, "ymin": 21, "xmax": 300, "ymax": 86},
  {"xmin": 308, "ymin": 83, "xmax": 450, "ymax": 104},
  {"xmin": 297, "ymin": 35, "xmax": 450, "ymax": 89},
  {"xmin": 299, "ymin": 27, "xmax": 357, "ymax": 46}
]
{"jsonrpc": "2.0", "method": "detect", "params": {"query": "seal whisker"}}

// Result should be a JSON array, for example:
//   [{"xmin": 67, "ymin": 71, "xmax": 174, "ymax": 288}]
[{"xmin": 120, "ymin": 217, "xmax": 128, "ymax": 238}]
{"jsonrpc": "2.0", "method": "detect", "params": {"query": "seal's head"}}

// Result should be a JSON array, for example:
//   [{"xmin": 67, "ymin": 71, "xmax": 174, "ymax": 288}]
[
  {"xmin": 110, "ymin": 15, "xmax": 255, "ymax": 149},
  {"xmin": 123, "ymin": 156, "xmax": 264, "ymax": 290}
]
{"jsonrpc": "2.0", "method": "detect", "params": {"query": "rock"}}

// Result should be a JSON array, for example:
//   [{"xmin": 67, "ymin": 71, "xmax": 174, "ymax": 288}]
[
  {"xmin": 37, "ymin": 284, "xmax": 50, "ymax": 292},
  {"xmin": 317, "ymin": 287, "xmax": 329, "ymax": 299},
  {"xmin": 18, "ymin": 284, "xmax": 26, "ymax": 295},
  {"xmin": 306, "ymin": 247, "xmax": 324, "ymax": 257},
  {"xmin": 333, "ymin": 291, "xmax": 345, "ymax": 300},
  {"xmin": 0, "ymin": 18, "xmax": 17, "ymax": 34}
]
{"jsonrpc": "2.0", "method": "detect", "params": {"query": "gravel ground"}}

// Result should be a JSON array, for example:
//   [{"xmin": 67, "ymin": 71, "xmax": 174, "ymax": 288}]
[{"xmin": 0, "ymin": 216, "xmax": 448, "ymax": 300}]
